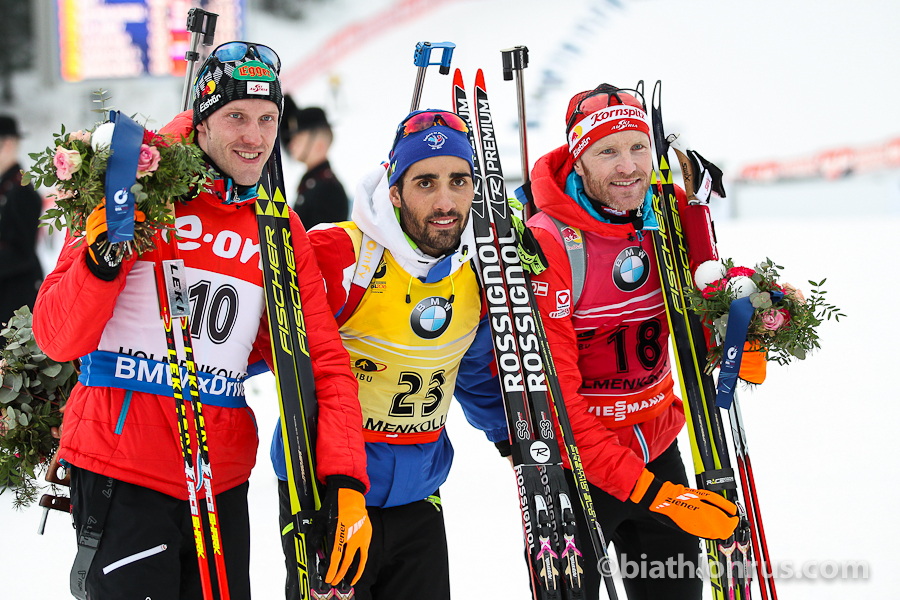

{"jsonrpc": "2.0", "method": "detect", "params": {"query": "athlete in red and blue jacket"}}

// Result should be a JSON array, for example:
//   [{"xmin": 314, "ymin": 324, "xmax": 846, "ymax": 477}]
[
  {"xmin": 526, "ymin": 85, "xmax": 738, "ymax": 600},
  {"xmin": 34, "ymin": 44, "xmax": 369, "ymax": 600}
]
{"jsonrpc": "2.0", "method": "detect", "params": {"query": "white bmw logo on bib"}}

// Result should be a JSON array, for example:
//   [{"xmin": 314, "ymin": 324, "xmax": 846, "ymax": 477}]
[{"xmin": 411, "ymin": 297, "xmax": 453, "ymax": 339}]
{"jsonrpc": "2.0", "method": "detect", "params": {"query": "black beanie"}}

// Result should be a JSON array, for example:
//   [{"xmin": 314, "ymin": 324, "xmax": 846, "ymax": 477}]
[{"xmin": 192, "ymin": 45, "xmax": 284, "ymax": 127}]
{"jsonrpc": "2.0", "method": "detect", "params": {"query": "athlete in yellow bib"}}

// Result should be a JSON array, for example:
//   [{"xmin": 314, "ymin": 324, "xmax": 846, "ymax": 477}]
[{"xmin": 270, "ymin": 110, "xmax": 508, "ymax": 600}]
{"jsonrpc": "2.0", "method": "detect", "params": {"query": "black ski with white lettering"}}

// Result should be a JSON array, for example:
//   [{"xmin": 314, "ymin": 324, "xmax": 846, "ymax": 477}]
[
  {"xmin": 653, "ymin": 84, "xmax": 780, "ymax": 600},
  {"xmin": 646, "ymin": 79, "xmax": 750, "ymax": 600},
  {"xmin": 256, "ymin": 143, "xmax": 352, "ymax": 600},
  {"xmin": 456, "ymin": 67, "xmax": 619, "ymax": 600}
]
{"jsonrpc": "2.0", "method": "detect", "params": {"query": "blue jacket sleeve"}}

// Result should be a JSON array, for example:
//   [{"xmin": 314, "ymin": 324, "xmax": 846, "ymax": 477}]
[{"xmin": 454, "ymin": 316, "xmax": 509, "ymax": 443}]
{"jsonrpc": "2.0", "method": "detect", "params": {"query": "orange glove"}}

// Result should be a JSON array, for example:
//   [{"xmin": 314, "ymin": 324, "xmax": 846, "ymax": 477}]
[
  {"xmin": 318, "ymin": 476, "xmax": 372, "ymax": 586},
  {"xmin": 84, "ymin": 202, "xmax": 145, "ymax": 280},
  {"xmin": 85, "ymin": 201, "xmax": 147, "ymax": 244},
  {"xmin": 738, "ymin": 342, "xmax": 767, "ymax": 384},
  {"xmin": 629, "ymin": 469, "xmax": 738, "ymax": 540}
]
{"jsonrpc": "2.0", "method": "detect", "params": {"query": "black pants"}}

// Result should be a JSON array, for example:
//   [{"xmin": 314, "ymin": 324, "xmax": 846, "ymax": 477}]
[
  {"xmin": 71, "ymin": 466, "xmax": 251, "ymax": 600},
  {"xmin": 278, "ymin": 480, "xmax": 449, "ymax": 600},
  {"xmin": 566, "ymin": 440, "xmax": 703, "ymax": 600}
]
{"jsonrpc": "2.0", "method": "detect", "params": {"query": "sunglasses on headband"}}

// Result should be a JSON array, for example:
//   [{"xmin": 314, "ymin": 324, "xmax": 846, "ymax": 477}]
[
  {"xmin": 390, "ymin": 110, "xmax": 469, "ymax": 155},
  {"xmin": 212, "ymin": 41, "xmax": 281, "ymax": 74},
  {"xmin": 565, "ymin": 84, "xmax": 645, "ymax": 134}
]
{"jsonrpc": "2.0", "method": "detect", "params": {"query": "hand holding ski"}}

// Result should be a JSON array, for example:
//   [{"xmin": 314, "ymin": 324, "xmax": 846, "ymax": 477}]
[
  {"xmin": 318, "ymin": 477, "xmax": 371, "ymax": 586},
  {"xmin": 629, "ymin": 469, "xmax": 738, "ymax": 540}
]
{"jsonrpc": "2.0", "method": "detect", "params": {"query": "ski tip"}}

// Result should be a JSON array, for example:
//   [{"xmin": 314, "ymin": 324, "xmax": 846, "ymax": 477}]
[
  {"xmin": 453, "ymin": 68, "xmax": 464, "ymax": 89},
  {"xmin": 475, "ymin": 68, "xmax": 485, "ymax": 90}
]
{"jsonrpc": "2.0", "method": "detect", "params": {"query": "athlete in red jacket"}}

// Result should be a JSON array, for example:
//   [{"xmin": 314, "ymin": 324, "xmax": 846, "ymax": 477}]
[
  {"xmin": 33, "ymin": 44, "xmax": 369, "ymax": 600},
  {"xmin": 526, "ymin": 85, "xmax": 737, "ymax": 600}
]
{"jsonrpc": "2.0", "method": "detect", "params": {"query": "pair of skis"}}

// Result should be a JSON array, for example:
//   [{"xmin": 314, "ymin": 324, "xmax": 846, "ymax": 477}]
[
  {"xmin": 647, "ymin": 80, "xmax": 777, "ymax": 600},
  {"xmin": 255, "ymin": 143, "xmax": 353, "ymax": 600},
  {"xmin": 155, "ymin": 257, "xmax": 231, "ymax": 600},
  {"xmin": 152, "ymin": 146, "xmax": 342, "ymax": 600},
  {"xmin": 454, "ymin": 69, "xmax": 618, "ymax": 600}
]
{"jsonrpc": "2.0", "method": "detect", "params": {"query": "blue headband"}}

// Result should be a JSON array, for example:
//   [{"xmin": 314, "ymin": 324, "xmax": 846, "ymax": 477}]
[{"xmin": 388, "ymin": 123, "xmax": 474, "ymax": 187}]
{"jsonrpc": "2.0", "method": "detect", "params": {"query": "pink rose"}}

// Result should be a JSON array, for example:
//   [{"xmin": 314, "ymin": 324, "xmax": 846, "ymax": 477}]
[
  {"xmin": 67, "ymin": 130, "xmax": 91, "ymax": 144},
  {"xmin": 53, "ymin": 147, "xmax": 82, "ymax": 180},
  {"xmin": 782, "ymin": 283, "xmax": 806, "ymax": 304},
  {"xmin": 49, "ymin": 188, "xmax": 74, "ymax": 202},
  {"xmin": 760, "ymin": 309, "xmax": 788, "ymax": 331},
  {"xmin": 727, "ymin": 266, "xmax": 755, "ymax": 278},
  {"xmin": 136, "ymin": 144, "xmax": 161, "ymax": 178}
]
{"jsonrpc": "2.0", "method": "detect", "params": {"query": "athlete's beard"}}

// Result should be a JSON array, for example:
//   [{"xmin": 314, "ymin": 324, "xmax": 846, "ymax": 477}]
[
  {"xmin": 581, "ymin": 167, "xmax": 651, "ymax": 213},
  {"xmin": 398, "ymin": 194, "xmax": 468, "ymax": 257}
]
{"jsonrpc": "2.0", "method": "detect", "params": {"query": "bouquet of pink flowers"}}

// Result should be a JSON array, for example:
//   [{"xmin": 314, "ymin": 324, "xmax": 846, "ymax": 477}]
[
  {"xmin": 23, "ymin": 108, "xmax": 209, "ymax": 258},
  {"xmin": 686, "ymin": 258, "xmax": 843, "ymax": 372}
]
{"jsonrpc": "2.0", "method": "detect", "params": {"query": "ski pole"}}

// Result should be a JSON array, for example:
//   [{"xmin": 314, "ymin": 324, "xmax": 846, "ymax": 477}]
[
  {"xmin": 648, "ymin": 80, "xmax": 743, "ymax": 600},
  {"xmin": 670, "ymin": 131, "xmax": 779, "ymax": 600},
  {"xmin": 170, "ymin": 9, "xmax": 231, "ymax": 599},
  {"xmin": 410, "ymin": 41, "xmax": 456, "ymax": 112},
  {"xmin": 181, "ymin": 8, "xmax": 219, "ymax": 112},
  {"xmin": 500, "ymin": 46, "xmax": 532, "ymax": 218}
]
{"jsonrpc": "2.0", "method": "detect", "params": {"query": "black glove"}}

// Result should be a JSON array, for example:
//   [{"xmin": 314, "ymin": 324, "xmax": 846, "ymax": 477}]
[
  {"xmin": 494, "ymin": 439, "xmax": 512, "ymax": 457},
  {"xmin": 687, "ymin": 149, "xmax": 726, "ymax": 202},
  {"xmin": 84, "ymin": 204, "xmax": 135, "ymax": 281},
  {"xmin": 85, "ymin": 232, "xmax": 124, "ymax": 281},
  {"xmin": 509, "ymin": 197, "xmax": 548, "ymax": 275}
]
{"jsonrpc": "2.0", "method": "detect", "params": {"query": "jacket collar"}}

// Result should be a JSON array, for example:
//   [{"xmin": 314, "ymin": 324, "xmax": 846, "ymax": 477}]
[{"xmin": 350, "ymin": 164, "xmax": 476, "ymax": 281}]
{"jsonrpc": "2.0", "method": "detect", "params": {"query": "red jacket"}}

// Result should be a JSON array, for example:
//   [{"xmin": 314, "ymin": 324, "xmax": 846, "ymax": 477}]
[
  {"xmin": 33, "ymin": 111, "xmax": 368, "ymax": 499},
  {"xmin": 527, "ymin": 145, "xmax": 686, "ymax": 501}
]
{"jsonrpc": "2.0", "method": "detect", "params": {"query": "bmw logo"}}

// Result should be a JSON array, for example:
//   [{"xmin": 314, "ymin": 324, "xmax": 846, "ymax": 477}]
[
  {"xmin": 612, "ymin": 246, "xmax": 650, "ymax": 292},
  {"xmin": 410, "ymin": 296, "xmax": 453, "ymax": 339}
]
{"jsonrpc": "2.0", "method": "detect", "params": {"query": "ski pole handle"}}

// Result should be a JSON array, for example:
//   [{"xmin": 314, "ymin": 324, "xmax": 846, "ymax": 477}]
[
  {"xmin": 500, "ymin": 46, "xmax": 530, "ymax": 186},
  {"xmin": 44, "ymin": 447, "xmax": 70, "ymax": 486},
  {"xmin": 668, "ymin": 134, "xmax": 701, "ymax": 205},
  {"xmin": 37, "ymin": 494, "xmax": 71, "ymax": 535},
  {"xmin": 500, "ymin": 45, "xmax": 528, "ymax": 82},
  {"xmin": 410, "ymin": 41, "xmax": 456, "ymax": 112},
  {"xmin": 181, "ymin": 8, "xmax": 219, "ymax": 112}
]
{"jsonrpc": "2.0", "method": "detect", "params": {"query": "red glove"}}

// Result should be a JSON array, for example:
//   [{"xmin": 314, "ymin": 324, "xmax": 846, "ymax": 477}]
[
  {"xmin": 318, "ymin": 476, "xmax": 372, "ymax": 586},
  {"xmin": 629, "ymin": 469, "xmax": 738, "ymax": 540}
]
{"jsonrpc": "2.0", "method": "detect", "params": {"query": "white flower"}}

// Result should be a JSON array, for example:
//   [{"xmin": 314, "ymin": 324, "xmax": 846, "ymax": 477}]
[
  {"xmin": 727, "ymin": 276, "xmax": 758, "ymax": 299},
  {"xmin": 694, "ymin": 260, "xmax": 727, "ymax": 289},
  {"xmin": 91, "ymin": 122, "xmax": 116, "ymax": 152}
]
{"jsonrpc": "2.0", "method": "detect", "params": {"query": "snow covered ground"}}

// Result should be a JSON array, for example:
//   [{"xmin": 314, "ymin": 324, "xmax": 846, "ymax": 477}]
[{"xmin": 3, "ymin": 0, "xmax": 897, "ymax": 598}]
